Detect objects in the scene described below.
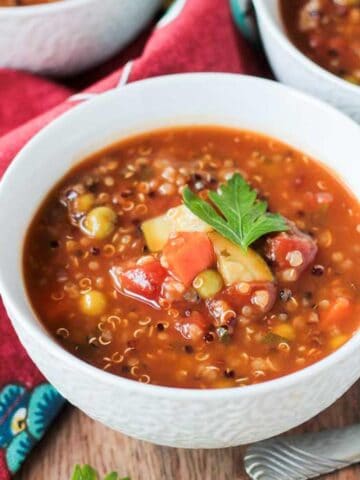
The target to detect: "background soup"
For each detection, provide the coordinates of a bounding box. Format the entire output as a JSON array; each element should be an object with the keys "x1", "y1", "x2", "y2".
[{"x1": 280, "y1": 0, "x2": 360, "y2": 85}]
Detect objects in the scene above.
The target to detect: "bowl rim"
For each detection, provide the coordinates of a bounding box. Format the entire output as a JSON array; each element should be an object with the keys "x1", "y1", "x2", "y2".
[
  {"x1": 1, "y1": 72, "x2": 360, "y2": 400},
  {"x1": 0, "y1": 0, "x2": 105, "y2": 16},
  {"x1": 252, "y1": 0, "x2": 360, "y2": 97}
]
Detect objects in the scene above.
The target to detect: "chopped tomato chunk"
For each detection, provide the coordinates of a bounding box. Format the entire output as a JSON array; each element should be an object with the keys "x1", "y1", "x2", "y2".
[
  {"x1": 265, "y1": 225, "x2": 317, "y2": 281},
  {"x1": 321, "y1": 297, "x2": 352, "y2": 329},
  {"x1": 175, "y1": 311, "x2": 209, "y2": 341},
  {"x1": 221, "y1": 282, "x2": 277, "y2": 315},
  {"x1": 163, "y1": 232, "x2": 215, "y2": 286},
  {"x1": 117, "y1": 261, "x2": 167, "y2": 301}
]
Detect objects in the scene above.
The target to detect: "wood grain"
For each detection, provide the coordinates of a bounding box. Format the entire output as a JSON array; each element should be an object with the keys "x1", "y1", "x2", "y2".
[{"x1": 16, "y1": 381, "x2": 360, "y2": 480}]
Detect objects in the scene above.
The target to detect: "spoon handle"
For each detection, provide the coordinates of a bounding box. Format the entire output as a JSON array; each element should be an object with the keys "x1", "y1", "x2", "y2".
[{"x1": 244, "y1": 424, "x2": 360, "y2": 480}]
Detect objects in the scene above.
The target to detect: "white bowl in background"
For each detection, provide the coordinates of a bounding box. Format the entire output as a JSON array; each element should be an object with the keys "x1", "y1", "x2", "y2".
[
  {"x1": 252, "y1": 0, "x2": 360, "y2": 123},
  {"x1": 0, "y1": 74, "x2": 360, "y2": 448},
  {"x1": 0, "y1": 0, "x2": 161, "y2": 76}
]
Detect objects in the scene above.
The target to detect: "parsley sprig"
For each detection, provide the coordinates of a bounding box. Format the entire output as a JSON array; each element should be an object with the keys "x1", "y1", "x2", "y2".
[
  {"x1": 183, "y1": 173, "x2": 288, "y2": 251},
  {"x1": 71, "y1": 465, "x2": 130, "y2": 480}
]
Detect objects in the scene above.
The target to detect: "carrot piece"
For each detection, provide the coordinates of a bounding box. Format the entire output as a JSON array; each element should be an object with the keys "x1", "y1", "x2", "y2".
[
  {"x1": 163, "y1": 232, "x2": 215, "y2": 286},
  {"x1": 321, "y1": 297, "x2": 352, "y2": 328}
]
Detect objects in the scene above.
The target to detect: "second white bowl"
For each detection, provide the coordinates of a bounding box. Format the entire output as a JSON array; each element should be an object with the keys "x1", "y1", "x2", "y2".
[
  {"x1": 253, "y1": 0, "x2": 360, "y2": 123},
  {"x1": 0, "y1": 0, "x2": 161, "y2": 76}
]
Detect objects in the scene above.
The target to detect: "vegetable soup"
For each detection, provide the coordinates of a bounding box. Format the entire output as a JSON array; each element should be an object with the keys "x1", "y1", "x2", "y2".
[
  {"x1": 280, "y1": 0, "x2": 360, "y2": 85},
  {"x1": 23, "y1": 127, "x2": 360, "y2": 389}
]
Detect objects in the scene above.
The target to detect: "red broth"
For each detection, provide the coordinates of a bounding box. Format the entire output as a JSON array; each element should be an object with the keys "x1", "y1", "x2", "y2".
[
  {"x1": 23, "y1": 127, "x2": 360, "y2": 389},
  {"x1": 280, "y1": 0, "x2": 360, "y2": 85}
]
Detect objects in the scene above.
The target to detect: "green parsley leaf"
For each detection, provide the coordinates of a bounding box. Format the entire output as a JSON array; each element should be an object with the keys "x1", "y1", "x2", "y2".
[
  {"x1": 104, "y1": 474, "x2": 119, "y2": 480},
  {"x1": 71, "y1": 465, "x2": 130, "y2": 480},
  {"x1": 71, "y1": 465, "x2": 98, "y2": 480},
  {"x1": 183, "y1": 173, "x2": 288, "y2": 251},
  {"x1": 71, "y1": 465, "x2": 82, "y2": 480}
]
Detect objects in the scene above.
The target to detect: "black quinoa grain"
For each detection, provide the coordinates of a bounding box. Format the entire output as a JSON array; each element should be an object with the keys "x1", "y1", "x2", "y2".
[
  {"x1": 49, "y1": 240, "x2": 59, "y2": 249},
  {"x1": 328, "y1": 48, "x2": 338, "y2": 57},
  {"x1": 279, "y1": 288, "x2": 292, "y2": 302},
  {"x1": 224, "y1": 369, "x2": 235, "y2": 378},
  {"x1": 204, "y1": 332, "x2": 214, "y2": 343},
  {"x1": 121, "y1": 189, "x2": 133, "y2": 198},
  {"x1": 88, "y1": 182, "x2": 99, "y2": 193},
  {"x1": 184, "y1": 345, "x2": 194, "y2": 354},
  {"x1": 192, "y1": 173, "x2": 203, "y2": 182},
  {"x1": 90, "y1": 247, "x2": 100, "y2": 256},
  {"x1": 312, "y1": 265, "x2": 325, "y2": 276},
  {"x1": 156, "y1": 323, "x2": 165, "y2": 332},
  {"x1": 209, "y1": 176, "x2": 217, "y2": 185}
]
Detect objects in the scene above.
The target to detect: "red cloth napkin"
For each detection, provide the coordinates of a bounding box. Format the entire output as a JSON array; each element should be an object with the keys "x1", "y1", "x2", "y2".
[
  {"x1": 0, "y1": 70, "x2": 72, "y2": 137},
  {"x1": 0, "y1": 0, "x2": 266, "y2": 477}
]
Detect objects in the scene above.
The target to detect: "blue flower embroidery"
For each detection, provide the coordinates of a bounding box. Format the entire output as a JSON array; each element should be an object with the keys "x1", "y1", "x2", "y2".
[{"x1": 0, "y1": 383, "x2": 64, "y2": 474}]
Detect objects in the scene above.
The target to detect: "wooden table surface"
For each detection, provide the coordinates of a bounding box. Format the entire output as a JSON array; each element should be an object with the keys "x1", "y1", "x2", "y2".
[{"x1": 16, "y1": 381, "x2": 360, "y2": 480}]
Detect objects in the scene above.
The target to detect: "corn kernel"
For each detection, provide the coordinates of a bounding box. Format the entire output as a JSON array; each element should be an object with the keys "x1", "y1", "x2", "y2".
[
  {"x1": 73, "y1": 193, "x2": 95, "y2": 213},
  {"x1": 79, "y1": 290, "x2": 107, "y2": 316},
  {"x1": 272, "y1": 323, "x2": 296, "y2": 341},
  {"x1": 329, "y1": 334, "x2": 348, "y2": 351}
]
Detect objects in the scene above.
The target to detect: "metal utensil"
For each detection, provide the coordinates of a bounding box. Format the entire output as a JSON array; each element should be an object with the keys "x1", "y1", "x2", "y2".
[{"x1": 244, "y1": 424, "x2": 360, "y2": 479}]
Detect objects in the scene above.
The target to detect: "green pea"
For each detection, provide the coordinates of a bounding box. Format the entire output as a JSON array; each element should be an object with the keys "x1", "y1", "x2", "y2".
[
  {"x1": 83, "y1": 206, "x2": 117, "y2": 239},
  {"x1": 193, "y1": 269, "x2": 224, "y2": 299}
]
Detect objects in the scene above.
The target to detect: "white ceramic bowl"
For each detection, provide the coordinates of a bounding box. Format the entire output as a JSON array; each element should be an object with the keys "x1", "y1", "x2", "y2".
[
  {"x1": 0, "y1": 74, "x2": 360, "y2": 449},
  {"x1": 0, "y1": 0, "x2": 160, "y2": 76},
  {"x1": 252, "y1": 0, "x2": 360, "y2": 123}
]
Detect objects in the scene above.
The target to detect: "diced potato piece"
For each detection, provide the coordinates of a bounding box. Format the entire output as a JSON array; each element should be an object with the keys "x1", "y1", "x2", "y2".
[
  {"x1": 168, "y1": 205, "x2": 212, "y2": 233},
  {"x1": 141, "y1": 205, "x2": 212, "y2": 252},
  {"x1": 209, "y1": 232, "x2": 273, "y2": 286},
  {"x1": 141, "y1": 215, "x2": 173, "y2": 252}
]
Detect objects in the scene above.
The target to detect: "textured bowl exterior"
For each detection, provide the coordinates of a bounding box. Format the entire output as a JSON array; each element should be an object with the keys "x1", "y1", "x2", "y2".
[
  {"x1": 0, "y1": 74, "x2": 360, "y2": 448},
  {"x1": 253, "y1": 0, "x2": 360, "y2": 123},
  {"x1": 8, "y1": 302, "x2": 360, "y2": 448},
  {"x1": 0, "y1": 0, "x2": 160, "y2": 76}
]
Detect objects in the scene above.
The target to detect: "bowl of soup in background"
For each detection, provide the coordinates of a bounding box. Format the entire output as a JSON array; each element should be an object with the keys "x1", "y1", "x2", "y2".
[
  {"x1": 252, "y1": 0, "x2": 360, "y2": 123},
  {"x1": 0, "y1": 0, "x2": 161, "y2": 76},
  {"x1": 0, "y1": 74, "x2": 360, "y2": 448}
]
